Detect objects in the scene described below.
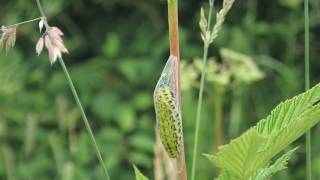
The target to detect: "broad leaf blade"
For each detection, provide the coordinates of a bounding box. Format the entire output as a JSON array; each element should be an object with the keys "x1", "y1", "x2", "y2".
[
  {"x1": 256, "y1": 83, "x2": 320, "y2": 135},
  {"x1": 250, "y1": 147, "x2": 298, "y2": 180},
  {"x1": 212, "y1": 83, "x2": 320, "y2": 179},
  {"x1": 260, "y1": 105, "x2": 320, "y2": 161},
  {"x1": 213, "y1": 128, "x2": 268, "y2": 179},
  {"x1": 133, "y1": 165, "x2": 149, "y2": 180}
]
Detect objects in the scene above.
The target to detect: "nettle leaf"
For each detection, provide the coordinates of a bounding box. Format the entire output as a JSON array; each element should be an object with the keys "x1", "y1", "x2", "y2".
[
  {"x1": 210, "y1": 83, "x2": 320, "y2": 179},
  {"x1": 133, "y1": 165, "x2": 149, "y2": 180},
  {"x1": 255, "y1": 83, "x2": 320, "y2": 160},
  {"x1": 249, "y1": 147, "x2": 298, "y2": 180},
  {"x1": 213, "y1": 129, "x2": 269, "y2": 179},
  {"x1": 203, "y1": 153, "x2": 215, "y2": 164},
  {"x1": 216, "y1": 170, "x2": 238, "y2": 180}
]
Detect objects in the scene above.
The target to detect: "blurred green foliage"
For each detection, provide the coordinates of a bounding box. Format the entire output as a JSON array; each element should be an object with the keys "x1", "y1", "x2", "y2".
[{"x1": 0, "y1": 0, "x2": 320, "y2": 179}]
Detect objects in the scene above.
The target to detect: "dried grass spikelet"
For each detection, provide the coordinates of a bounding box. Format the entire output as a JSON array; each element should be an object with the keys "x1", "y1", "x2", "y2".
[
  {"x1": 200, "y1": 0, "x2": 236, "y2": 45},
  {"x1": 154, "y1": 55, "x2": 183, "y2": 158},
  {"x1": 210, "y1": 0, "x2": 235, "y2": 42},
  {"x1": 0, "y1": 26, "x2": 17, "y2": 54},
  {"x1": 36, "y1": 18, "x2": 68, "y2": 64}
]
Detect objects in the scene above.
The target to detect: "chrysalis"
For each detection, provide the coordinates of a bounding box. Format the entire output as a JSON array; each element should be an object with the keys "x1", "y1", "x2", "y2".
[{"x1": 154, "y1": 55, "x2": 182, "y2": 158}]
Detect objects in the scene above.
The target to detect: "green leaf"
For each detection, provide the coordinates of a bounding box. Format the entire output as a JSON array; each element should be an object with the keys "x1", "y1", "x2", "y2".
[
  {"x1": 216, "y1": 170, "x2": 238, "y2": 180},
  {"x1": 279, "y1": 0, "x2": 303, "y2": 9},
  {"x1": 91, "y1": 93, "x2": 120, "y2": 120},
  {"x1": 249, "y1": 147, "x2": 298, "y2": 180},
  {"x1": 255, "y1": 83, "x2": 320, "y2": 160},
  {"x1": 102, "y1": 32, "x2": 120, "y2": 58},
  {"x1": 212, "y1": 129, "x2": 268, "y2": 180},
  {"x1": 133, "y1": 165, "x2": 149, "y2": 180},
  {"x1": 211, "y1": 83, "x2": 320, "y2": 179},
  {"x1": 129, "y1": 152, "x2": 152, "y2": 168},
  {"x1": 203, "y1": 153, "x2": 215, "y2": 164},
  {"x1": 128, "y1": 133, "x2": 154, "y2": 152},
  {"x1": 115, "y1": 104, "x2": 136, "y2": 132}
]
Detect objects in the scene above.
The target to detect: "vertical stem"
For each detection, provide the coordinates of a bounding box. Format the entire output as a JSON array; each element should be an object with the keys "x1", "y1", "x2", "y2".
[
  {"x1": 154, "y1": 129, "x2": 164, "y2": 180},
  {"x1": 167, "y1": 1, "x2": 187, "y2": 180},
  {"x1": 168, "y1": 0, "x2": 180, "y2": 60},
  {"x1": 191, "y1": 2, "x2": 214, "y2": 180},
  {"x1": 2, "y1": 145, "x2": 15, "y2": 180},
  {"x1": 58, "y1": 57, "x2": 110, "y2": 180},
  {"x1": 36, "y1": 0, "x2": 49, "y2": 29},
  {"x1": 213, "y1": 91, "x2": 223, "y2": 152},
  {"x1": 191, "y1": 43, "x2": 209, "y2": 180},
  {"x1": 229, "y1": 87, "x2": 243, "y2": 138},
  {"x1": 304, "y1": 1, "x2": 310, "y2": 92},
  {"x1": 304, "y1": 0, "x2": 312, "y2": 179}
]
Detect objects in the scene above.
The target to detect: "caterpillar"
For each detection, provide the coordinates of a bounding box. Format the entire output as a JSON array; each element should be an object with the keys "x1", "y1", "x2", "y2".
[{"x1": 154, "y1": 55, "x2": 182, "y2": 158}]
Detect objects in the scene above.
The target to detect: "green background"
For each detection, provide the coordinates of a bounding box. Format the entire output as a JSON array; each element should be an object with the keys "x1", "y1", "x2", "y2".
[{"x1": 0, "y1": 0, "x2": 319, "y2": 179}]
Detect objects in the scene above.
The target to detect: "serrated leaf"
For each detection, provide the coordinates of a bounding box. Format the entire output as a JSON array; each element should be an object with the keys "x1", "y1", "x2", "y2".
[
  {"x1": 249, "y1": 147, "x2": 298, "y2": 180},
  {"x1": 212, "y1": 83, "x2": 320, "y2": 179},
  {"x1": 133, "y1": 165, "x2": 149, "y2": 180},
  {"x1": 203, "y1": 153, "x2": 215, "y2": 164},
  {"x1": 212, "y1": 128, "x2": 268, "y2": 179},
  {"x1": 255, "y1": 84, "x2": 320, "y2": 161},
  {"x1": 216, "y1": 170, "x2": 238, "y2": 180}
]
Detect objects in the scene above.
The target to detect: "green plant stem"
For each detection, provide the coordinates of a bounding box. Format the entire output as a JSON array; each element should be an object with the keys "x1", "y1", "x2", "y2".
[
  {"x1": 36, "y1": 0, "x2": 49, "y2": 29},
  {"x1": 4, "y1": 17, "x2": 43, "y2": 28},
  {"x1": 168, "y1": 0, "x2": 180, "y2": 60},
  {"x1": 191, "y1": 2, "x2": 214, "y2": 179},
  {"x1": 35, "y1": 1, "x2": 110, "y2": 179},
  {"x1": 191, "y1": 44, "x2": 209, "y2": 180},
  {"x1": 207, "y1": 0, "x2": 214, "y2": 28},
  {"x1": 304, "y1": 0, "x2": 311, "y2": 179},
  {"x1": 213, "y1": 90, "x2": 223, "y2": 152},
  {"x1": 2, "y1": 145, "x2": 15, "y2": 180},
  {"x1": 167, "y1": 1, "x2": 187, "y2": 180},
  {"x1": 58, "y1": 57, "x2": 110, "y2": 180},
  {"x1": 229, "y1": 86, "x2": 243, "y2": 138}
]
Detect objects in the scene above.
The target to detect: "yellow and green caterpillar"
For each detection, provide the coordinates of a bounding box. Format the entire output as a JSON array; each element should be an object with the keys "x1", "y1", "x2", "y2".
[{"x1": 154, "y1": 56, "x2": 182, "y2": 158}]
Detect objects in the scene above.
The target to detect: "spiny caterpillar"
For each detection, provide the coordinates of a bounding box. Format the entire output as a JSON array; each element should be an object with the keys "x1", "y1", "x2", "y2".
[{"x1": 154, "y1": 55, "x2": 183, "y2": 158}]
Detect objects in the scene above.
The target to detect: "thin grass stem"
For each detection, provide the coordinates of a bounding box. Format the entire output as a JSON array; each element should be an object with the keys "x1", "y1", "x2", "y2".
[
  {"x1": 35, "y1": 0, "x2": 110, "y2": 179},
  {"x1": 191, "y1": 2, "x2": 214, "y2": 179},
  {"x1": 58, "y1": 57, "x2": 110, "y2": 180},
  {"x1": 304, "y1": 0, "x2": 312, "y2": 179},
  {"x1": 213, "y1": 90, "x2": 223, "y2": 152},
  {"x1": 3, "y1": 17, "x2": 43, "y2": 28},
  {"x1": 191, "y1": 43, "x2": 209, "y2": 180}
]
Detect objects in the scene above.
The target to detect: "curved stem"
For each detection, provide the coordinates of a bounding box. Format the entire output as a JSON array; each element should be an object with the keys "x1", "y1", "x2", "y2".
[
  {"x1": 304, "y1": 0, "x2": 312, "y2": 179},
  {"x1": 58, "y1": 57, "x2": 110, "y2": 180},
  {"x1": 35, "y1": 0, "x2": 110, "y2": 179},
  {"x1": 4, "y1": 17, "x2": 43, "y2": 28}
]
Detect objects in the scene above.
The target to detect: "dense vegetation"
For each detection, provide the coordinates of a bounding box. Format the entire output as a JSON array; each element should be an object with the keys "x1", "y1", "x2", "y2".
[{"x1": 0, "y1": 0, "x2": 319, "y2": 179}]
